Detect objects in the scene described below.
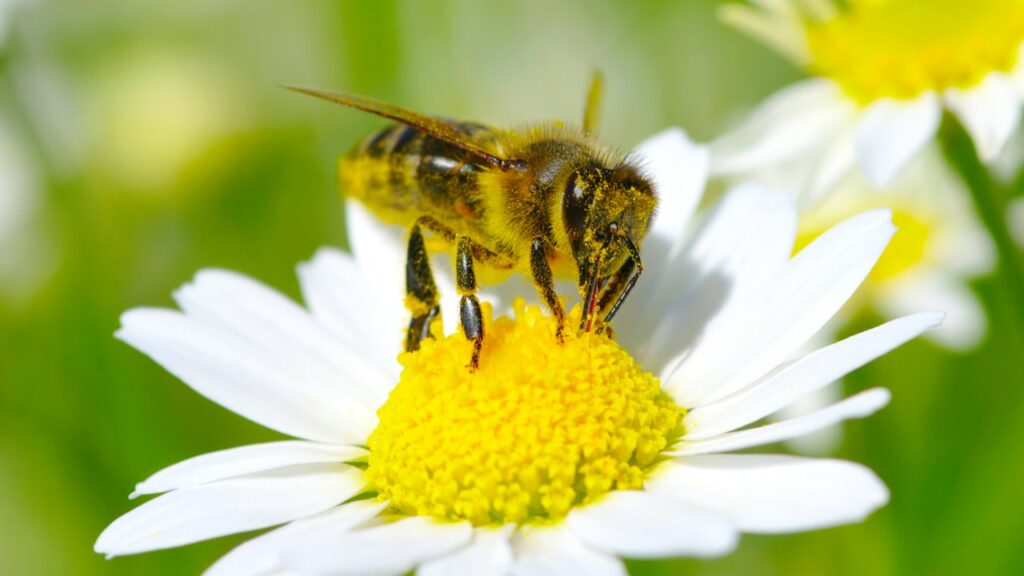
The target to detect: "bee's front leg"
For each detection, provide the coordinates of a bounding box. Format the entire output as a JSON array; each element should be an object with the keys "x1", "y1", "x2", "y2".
[
  {"x1": 530, "y1": 237, "x2": 566, "y2": 343},
  {"x1": 593, "y1": 256, "x2": 638, "y2": 335},
  {"x1": 456, "y1": 236, "x2": 484, "y2": 370},
  {"x1": 404, "y1": 223, "x2": 441, "y2": 353}
]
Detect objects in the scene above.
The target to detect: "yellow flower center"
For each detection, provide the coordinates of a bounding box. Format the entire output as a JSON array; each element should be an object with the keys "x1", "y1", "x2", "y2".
[
  {"x1": 805, "y1": 0, "x2": 1024, "y2": 102},
  {"x1": 365, "y1": 301, "x2": 683, "y2": 526}
]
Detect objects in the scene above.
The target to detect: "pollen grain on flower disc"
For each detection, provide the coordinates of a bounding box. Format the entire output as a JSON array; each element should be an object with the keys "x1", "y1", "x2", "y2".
[
  {"x1": 365, "y1": 301, "x2": 683, "y2": 526},
  {"x1": 805, "y1": 0, "x2": 1024, "y2": 102}
]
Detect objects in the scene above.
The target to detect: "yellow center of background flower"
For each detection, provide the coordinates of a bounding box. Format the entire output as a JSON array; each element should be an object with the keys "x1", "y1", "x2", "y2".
[
  {"x1": 805, "y1": 0, "x2": 1024, "y2": 102},
  {"x1": 797, "y1": 209, "x2": 933, "y2": 283},
  {"x1": 365, "y1": 302, "x2": 683, "y2": 526}
]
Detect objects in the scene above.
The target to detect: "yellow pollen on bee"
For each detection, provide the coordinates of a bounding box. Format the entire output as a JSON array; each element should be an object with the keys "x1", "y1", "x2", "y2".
[
  {"x1": 805, "y1": 0, "x2": 1024, "y2": 102},
  {"x1": 364, "y1": 301, "x2": 683, "y2": 526}
]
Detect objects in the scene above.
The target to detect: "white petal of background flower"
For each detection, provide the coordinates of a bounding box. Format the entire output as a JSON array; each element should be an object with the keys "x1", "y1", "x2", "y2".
[
  {"x1": 567, "y1": 491, "x2": 737, "y2": 559},
  {"x1": 945, "y1": 73, "x2": 1023, "y2": 163},
  {"x1": 419, "y1": 526, "x2": 515, "y2": 576},
  {"x1": 298, "y1": 248, "x2": 402, "y2": 380},
  {"x1": 683, "y1": 312, "x2": 943, "y2": 439},
  {"x1": 204, "y1": 500, "x2": 386, "y2": 576},
  {"x1": 665, "y1": 209, "x2": 895, "y2": 406},
  {"x1": 877, "y1": 274, "x2": 986, "y2": 351},
  {"x1": 671, "y1": 388, "x2": 890, "y2": 456},
  {"x1": 96, "y1": 464, "x2": 363, "y2": 557},
  {"x1": 804, "y1": 123, "x2": 858, "y2": 205},
  {"x1": 282, "y1": 516, "x2": 473, "y2": 576},
  {"x1": 647, "y1": 455, "x2": 889, "y2": 533},
  {"x1": 1011, "y1": 42, "x2": 1024, "y2": 95},
  {"x1": 117, "y1": 308, "x2": 377, "y2": 445},
  {"x1": 131, "y1": 441, "x2": 365, "y2": 498},
  {"x1": 717, "y1": 0, "x2": 809, "y2": 64},
  {"x1": 856, "y1": 92, "x2": 942, "y2": 187},
  {"x1": 510, "y1": 526, "x2": 625, "y2": 576},
  {"x1": 711, "y1": 79, "x2": 854, "y2": 176}
]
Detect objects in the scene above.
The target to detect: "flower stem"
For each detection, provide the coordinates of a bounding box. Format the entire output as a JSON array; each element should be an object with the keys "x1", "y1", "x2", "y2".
[{"x1": 939, "y1": 114, "x2": 1024, "y2": 346}]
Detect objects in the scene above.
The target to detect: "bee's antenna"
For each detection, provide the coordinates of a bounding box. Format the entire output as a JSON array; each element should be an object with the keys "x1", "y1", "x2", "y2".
[{"x1": 583, "y1": 70, "x2": 604, "y2": 136}]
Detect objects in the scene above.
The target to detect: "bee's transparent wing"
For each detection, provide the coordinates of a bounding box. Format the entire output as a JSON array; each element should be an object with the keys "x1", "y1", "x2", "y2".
[{"x1": 287, "y1": 85, "x2": 518, "y2": 170}]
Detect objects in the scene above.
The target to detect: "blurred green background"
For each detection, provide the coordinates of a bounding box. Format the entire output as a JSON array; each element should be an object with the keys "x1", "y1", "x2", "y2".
[{"x1": 1, "y1": 1, "x2": 1023, "y2": 574}]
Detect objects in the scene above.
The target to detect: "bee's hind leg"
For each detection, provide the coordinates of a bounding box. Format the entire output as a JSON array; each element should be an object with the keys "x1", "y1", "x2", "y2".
[
  {"x1": 456, "y1": 236, "x2": 484, "y2": 370},
  {"x1": 404, "y1": 223, "x2": 441, "y2": 353}
]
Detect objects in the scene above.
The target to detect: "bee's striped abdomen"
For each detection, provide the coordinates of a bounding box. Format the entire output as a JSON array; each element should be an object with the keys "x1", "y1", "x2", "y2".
[{"x1": 340, "y1": 121, "x2": 499, "y2": 239}]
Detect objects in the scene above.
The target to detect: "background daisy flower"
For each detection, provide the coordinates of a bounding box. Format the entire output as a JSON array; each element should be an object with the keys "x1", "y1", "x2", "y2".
[
  {"x1": 795, "y1": 148, "x2": 994, "y2": 351},
  {"x1": 96, "y1": 130, "x2": 941, "y2": 574},
  {"x1": 712, "y1": 0, "x2": 1024, "y2": 201}
]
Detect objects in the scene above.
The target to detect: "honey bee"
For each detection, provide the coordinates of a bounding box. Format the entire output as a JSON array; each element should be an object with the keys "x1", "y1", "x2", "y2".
[{"x1": 290, "y1": 74, "x2": 657, "y2": 369}]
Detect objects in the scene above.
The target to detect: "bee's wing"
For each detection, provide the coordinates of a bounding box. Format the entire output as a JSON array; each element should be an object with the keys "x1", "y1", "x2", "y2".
[{"x1": 287, "y1": 85, "x2": 517, "y2": 170}]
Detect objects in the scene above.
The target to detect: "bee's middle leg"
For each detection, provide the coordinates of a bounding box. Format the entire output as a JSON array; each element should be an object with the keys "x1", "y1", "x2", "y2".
[
  {"x1": 530, "y1": 237, "x2": 566, "y2": 342},
  {"x1": 456, "y1": 236, "x2": 484, "y2": 370},
  {"x1": 405, "y1": 223, "x2": 441, "y2": 353}
]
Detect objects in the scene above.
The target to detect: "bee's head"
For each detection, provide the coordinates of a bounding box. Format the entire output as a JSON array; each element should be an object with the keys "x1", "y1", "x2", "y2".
[{"x1": 561, "y1": 162, "x2": 656, "y2": 326}]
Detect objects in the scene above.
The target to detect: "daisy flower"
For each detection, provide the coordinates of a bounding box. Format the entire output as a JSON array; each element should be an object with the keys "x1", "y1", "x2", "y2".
[
  {"x1": 795, "y1": 147, "x2": 993, "y2": 350},
  {"x1": 96, "y1": 129, "x2": 942, "y2": 575},
  {"x1": 712, "y1": 0, "x2": 1024, "y2": 202}
]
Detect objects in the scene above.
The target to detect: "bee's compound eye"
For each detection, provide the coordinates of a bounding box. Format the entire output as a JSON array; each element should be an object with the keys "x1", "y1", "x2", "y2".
[{"x1": 563, "y1": 171, "x2": 590, "y2": 245}]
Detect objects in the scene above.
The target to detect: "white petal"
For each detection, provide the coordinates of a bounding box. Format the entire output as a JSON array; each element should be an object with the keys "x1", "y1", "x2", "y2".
[
  {"x1": 510, "y1": 525, "x2": 626, "y2": 576},
  {"x1": 946, "y1": 73, "x2": 1023, "y2": 162},
  {"x1": 647, "y1": 455, "x2": 889, "y2": 533},
  {"x1": 297, "y1": 247, "x2": 401, "y2": 380},
  {"x1": 666, "y1": 209, "x2": 895, "y2": 406},
  {"x1": 717, "y1": 2, "x2": 809, "y2": 64},
  {"x1": 670, "y1": 388, "x2": 891, "y2": 456},
  {"x1": 804, "y1": 123, "x2": 857, "y2": 205},
  {"x1": 95, "y1": 464, "x2": 362, "y2": 557},
  {"x1": 430, "y1": 251, "x2": 464, "y2": 337},
  {"x1": 780, "y1": 382, "x2": 844, "y2": 455},
  {"x1": 174, "y1": 269, "x2": 390, "y2": 408},
  {"x1": 684, "y1": 312, "x2": 943, "y2": 439},
  {"x1": 567, "y1": 491, "x2": 737, "y2": 559},
  {"x1": 1011, "y1": 41, "x2": 1024, "y2": 95},
  {"x1": 132, "y1": 442, "x2": 366, "y2": 498},
  {"x1": 877, "y1": 275, "x2": 986, "y2": 351},
  {"x1": 282, "y1": 516, "x2": 473, "y2": 575},
  {"x1": 346, "y1": 200, "x2": 409, "y2": 348},
  {"x1": 204, "y1": 501, "x2": 385, "y2": 576},
  {"x1": 711, "y1": 79, "x2": 853, "y2": 175},
  {"x1": 856, "y1": 92, "x2": 941, "y2": 187},
  {"x1": 117, "y1": 308, "x2": 376, "y2": 444},
  {"x1": 629, "y1": 184, "x2": 796, "y2": 369},
  {"x1": 627, "y1": 127, "x2": 708, "y2": 250},
  {"x1": 347, "y1": 199, "x2": 467, "y2": 337},
  {"x1": 419, "y1": 526, "x2": 514, "y2": 576}
]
